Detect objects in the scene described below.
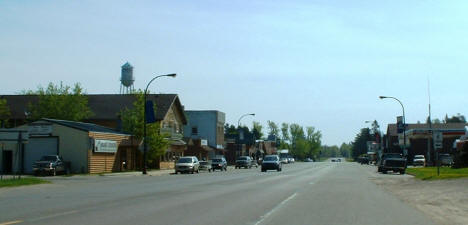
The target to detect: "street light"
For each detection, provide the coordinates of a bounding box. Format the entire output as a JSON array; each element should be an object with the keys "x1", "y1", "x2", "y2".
[
  {"x1": 143, "y1": 73, "x2": 177, "y2": 175},
  {"x1": 238, "y1": 113, "x2": 255, "y2": 127},
  {"x1": 379, "y1": 96, "x2": 407, "y2": 155},
  {"x1": 237, "y1": 113, "x2": 255, "y2": 157}
]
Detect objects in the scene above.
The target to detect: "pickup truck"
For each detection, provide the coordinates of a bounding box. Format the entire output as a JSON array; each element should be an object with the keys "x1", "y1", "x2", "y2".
[
  {"x1": 378, "y1": 153, "x2": 407, "y2": 174},
  {"x1": 32, "y1": 155, "x2": 69, "y2": 176}
]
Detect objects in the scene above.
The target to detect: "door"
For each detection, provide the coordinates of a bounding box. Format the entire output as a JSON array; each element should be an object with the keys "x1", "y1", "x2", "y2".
[
  {"x1": 2, "y1": 151, "x2": 13, "y2": 174},
  {"x1": 24, "y1": 137, "x2": 58, "y2": 174}
]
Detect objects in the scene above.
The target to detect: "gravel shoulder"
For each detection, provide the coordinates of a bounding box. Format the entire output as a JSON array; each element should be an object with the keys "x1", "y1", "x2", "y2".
[{"x1": 364, "y1": 165, "x2": 468, "y2": 225}]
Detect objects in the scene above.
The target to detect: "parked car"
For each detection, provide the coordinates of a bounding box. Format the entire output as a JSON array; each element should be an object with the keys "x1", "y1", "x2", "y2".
[
  {"x1": 199, "y1": 161, "x2": 212, "y2": 172},
  {"x1": 32, "y1": 155, "x2": 69, "y2": 176},
  {"x1": 413, "y1": 155, "x2": 426, "y2": 166},
  {"x1": 439, "y1": 154, "x2": 454, "y2": 166},
  {"x1": 235, "y1": 156, "x2": 253, "y2": 169},
  {"x1": 378, "y1": 153, "x2": 407, "y2": 174},
  {"x1": 211, "y1": 157, "x2": 227, "y2": 171},
  {"x1": 261, "y1": 155, "x2": 282, "y2": 172},
  {"x1": 175, "y1": 156, "x2": 200, "y2": 174},
  {"x1": 305, "y1": 158, "x2": 314, "y2": 162},
  {"x1": 288, "y1": 157, "x2": 295, "y2": 163}
]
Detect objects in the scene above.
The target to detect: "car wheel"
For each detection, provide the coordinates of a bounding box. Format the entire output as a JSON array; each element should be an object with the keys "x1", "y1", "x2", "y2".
[
  {"x1": 175, "y1": 171, "x2": 178, "y2": 174},
  {"x1": 224, "y1": 167, "x2": 227, "y2": 171},
  {"x1": 400, "y1": 170, "x2": 406, "y2": 174},
  {"x1": 52, "y1": 169, "x2": 56, "y2": 176},
  {"x1": 382, "y1": 170, "x2": 387, "y2": 174},
  {"x1": 262, "y1": 169, "x2": 266, "y2": 172}
]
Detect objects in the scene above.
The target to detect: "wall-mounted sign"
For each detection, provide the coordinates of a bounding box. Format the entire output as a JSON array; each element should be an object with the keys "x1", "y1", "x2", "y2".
[
  {"x1": 201, "y1": 139, "x2": 208, "y2": 146},
  {"x1": 94, "y1": 140, "x2": 118, "y2": 153},
  {"x1": 28, "y1": 123, "x2": 52, "y2": 135}
]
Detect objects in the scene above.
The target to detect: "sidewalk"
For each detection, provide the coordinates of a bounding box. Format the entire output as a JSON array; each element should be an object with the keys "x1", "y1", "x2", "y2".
[{"x1": 99, "y1": 169, "x2": 174, "y2": 177}]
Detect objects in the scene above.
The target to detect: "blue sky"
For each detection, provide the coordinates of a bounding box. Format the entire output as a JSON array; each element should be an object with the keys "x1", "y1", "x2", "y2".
[{"x1": 1, "y1": 1, "x2": 468, "y2": 145}]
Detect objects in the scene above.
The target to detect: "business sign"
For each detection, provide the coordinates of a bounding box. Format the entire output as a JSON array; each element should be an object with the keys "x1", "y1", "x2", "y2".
[
  {"x1": 94, "y1": 140, "x2": 118, "y2": 153},
  {"x1": 397, "y1": 116, "x2": 405, "y2": 133},
  {"x1": 28, "y1": 123, "x2": 52, "y2": 135},
  {"x1": 201, "y1": 139, "x2": 208, "y2": 146}
]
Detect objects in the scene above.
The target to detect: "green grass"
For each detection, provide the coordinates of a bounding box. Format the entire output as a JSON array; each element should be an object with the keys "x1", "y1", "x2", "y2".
[
  {"x1": 407, "y1": 167, "x2": 468, "y2": 180},
  {"x1": 0, "y1": 177, "x2": 50, "y2": 188}
]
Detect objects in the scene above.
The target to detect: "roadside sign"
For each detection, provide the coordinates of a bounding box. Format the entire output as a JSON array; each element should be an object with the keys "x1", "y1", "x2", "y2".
[{"x1": 433, "y1": 131, "x2": 443, "y2": 149}]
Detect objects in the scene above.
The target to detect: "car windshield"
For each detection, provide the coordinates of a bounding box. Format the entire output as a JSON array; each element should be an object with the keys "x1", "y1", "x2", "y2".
[
  {"x1": 177, "y1": 158, "x2": 193, "y2": 163},
  {"x1": 39, "y1": 156, "x2": 57, "y2": 161},
  {"x1": 200, "y1": 161, "x2": 208, "y2": 165},
  {"x1": 237, "y1": 157, "x2": 248, "y2": 160},
  {"x1": 264, "y1": 156, "x2": 277, "y2": 161},
  {"x1": 384, "y1": 154, "x2": 402, "y2": 158},
  {"x1": 212, "y1": 159, "x2": 222, "y2": 162},
  {"x1": 414, "y1": 156, "x2": 424, "y2": 159}
]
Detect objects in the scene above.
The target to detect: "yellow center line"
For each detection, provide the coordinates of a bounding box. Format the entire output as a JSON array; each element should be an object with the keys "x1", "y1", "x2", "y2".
[{"x1": 0, "y1": 220, "x2": 23, "y2": 225}]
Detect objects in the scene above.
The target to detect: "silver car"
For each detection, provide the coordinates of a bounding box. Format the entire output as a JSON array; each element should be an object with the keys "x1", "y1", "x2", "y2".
[{"x1": 175, "y1": 156, "x2": 200, "y2": 174}]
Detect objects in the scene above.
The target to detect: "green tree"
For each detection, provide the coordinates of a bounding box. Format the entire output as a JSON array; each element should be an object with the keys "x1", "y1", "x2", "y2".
[
  {"x1": 339, "y1": 142, "x2": 352, "y2": 158},
  {"x1": 444, "y1": 113, "x2": 466, "y2": 123},
  {"x1": 252, "y1": 121, "x2": 264, "y2": 140},
  {"x1": 267, "y1": 120, "x2": 279, "y2": 138},
  {"x1": 120, "y1": 91, "x2": 169, "y2": 165},
  {"x1": 0, "y1": 98, "x2": 11, "y2": 128},
  {"x1": 305, "y1": 126, "x2": 322, "y2": 158},
  {"x1": 281, "y1": 123, "x2": 290, "y2": 142},
  {"x1": 351, "y1": 128, "x2": 372, "y2": 159},
  {"x1": 25, "y1": 82, "x2": 93, "y2": 121}
]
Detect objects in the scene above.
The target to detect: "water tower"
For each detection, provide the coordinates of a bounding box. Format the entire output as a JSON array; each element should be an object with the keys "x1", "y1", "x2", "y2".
[{"x1": 120, "y1": 62, "x2": 134, "y2": 94}]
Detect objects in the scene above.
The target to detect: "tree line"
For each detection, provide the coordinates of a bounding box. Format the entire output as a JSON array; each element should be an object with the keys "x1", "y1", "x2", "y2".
[{"x1": 225, "y1": 120, "x2": 322, "y2": 160}]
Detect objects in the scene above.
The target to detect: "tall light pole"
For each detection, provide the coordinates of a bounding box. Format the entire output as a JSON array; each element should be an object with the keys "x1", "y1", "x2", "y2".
[
  {"x1": 379, "y1": 96, "x2": 407, "y2": 156},
  {"x1": 237, "y1": 113, "x2": 255, "y2": 157},
  {"x1": 143, "y1": 73, "x2": 176, "y2": 175}
]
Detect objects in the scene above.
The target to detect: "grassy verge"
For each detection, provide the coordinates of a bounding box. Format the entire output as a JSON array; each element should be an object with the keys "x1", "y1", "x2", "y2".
[
  {"x1": 407, "y1": 167, "x2": 468, "y2": 180},
  {"x1": 0, "y1": 177, "x2": 50, "y2": 188},
  {"x1": 345, "y1": 158, "x2": 354, "y2": 162}
]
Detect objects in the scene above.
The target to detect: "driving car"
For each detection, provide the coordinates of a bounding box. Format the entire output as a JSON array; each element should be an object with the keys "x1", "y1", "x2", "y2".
[
  {"x1": 199, "y1": 161, "x2": 212, "y2": 172},
  {"x1": 413, "y1": 155, "x2": 426, "y2": 166},
  {"x1": 175, "y1": 156, "x2": 200, "y2": 174},
  {"x1": 211, "y1": 157, "x2": 227, "y2": 171},
  {"x1": 288, "y1": 157, "x2": 295, "y2": 163},
  {"x1": 235, "y1": 156, "x2": 253, "y2": 169},
  {"x1": 261, "y1": 155, "x2": 282, "y2": 172},
  {"x1": 280, "y1": 157, "x2": 289, "y2": 164},
  {"x1": 32, "y1": 155, "x2": 68, "y2": 176}
]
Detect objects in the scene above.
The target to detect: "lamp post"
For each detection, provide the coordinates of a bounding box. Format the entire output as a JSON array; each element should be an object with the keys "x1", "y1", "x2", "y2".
[
  {"x1": 237, "y1": 113, "x2": 255, "y2": 157},
  {"x1": 379, "y1": 96, "x2": 407, "y2": 156},
  {"x1": 142, "y1": 73, "x2": 176, "y2": 175}
]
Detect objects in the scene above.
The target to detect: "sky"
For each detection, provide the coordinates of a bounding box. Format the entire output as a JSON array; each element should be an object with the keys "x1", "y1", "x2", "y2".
[{"x1": 1, "y1": 0, "x2": 468, "y2": 146}]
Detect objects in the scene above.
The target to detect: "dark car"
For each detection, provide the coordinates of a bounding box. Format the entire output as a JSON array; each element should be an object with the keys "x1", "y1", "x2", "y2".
[
  {"x1": 235, "y1": 156, "x2": 253, "y2": 169},
  {"x1": 439, "y1": 154, "x2": 453, "y2": 167},
  {"x1": 32, "y1": 155, "x2": 69, "y2": 176},
  {"x1": 378, "y1": 153, "x2": 407, "y2": 174},
  {"x1": 261, "y1": 155, "x2": 282, "y2": 172},
  {"x1": 211, "y1": 157, "x2": 227, "y2": 171}
]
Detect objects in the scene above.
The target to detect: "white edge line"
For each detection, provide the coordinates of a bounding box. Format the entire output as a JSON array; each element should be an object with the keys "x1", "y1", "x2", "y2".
[
  {"x1": 29, "y1": 210, "x2": 79, "y2": 222},
  {"x1": 254, "y1": 192, "x2": 297, "y2": 225}
]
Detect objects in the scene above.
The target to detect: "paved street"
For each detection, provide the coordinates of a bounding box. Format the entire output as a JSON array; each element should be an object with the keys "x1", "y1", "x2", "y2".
[{"x1": 0, "y1": 162, "x2": 438, "y2": 225}]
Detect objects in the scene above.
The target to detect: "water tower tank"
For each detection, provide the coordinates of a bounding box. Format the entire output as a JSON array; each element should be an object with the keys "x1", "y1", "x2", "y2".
[{"x1": 121, "y1": 62, "x2": 134, "y2": 87}]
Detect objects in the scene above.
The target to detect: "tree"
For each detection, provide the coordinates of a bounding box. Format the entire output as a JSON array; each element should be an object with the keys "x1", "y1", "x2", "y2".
[
  {"x1": 444, "y1": 113, "x2": 466, "y2": 123},
  {"x1": 305, "y1": 126, "x2": 322, "y2": 158},
  {"x1": 120, "y1": 91, "x2": 169, "y2": 165},
  {"x1": 252, "y1": 121, "x2": 264, "y2": 140},
  {"x1": 25, "y1": 82, "x2": 93, "y2": 121},
  {"x1": 0, "y1": 98, "x2": 11, "y2": 128},
  {"x1": 281, "y1": 123, "x2": 290, "y2": 142},
  {"x1": 339, "y1": 143, "x2": 352, "y2": 158},
  {"x1": 351, "y1": 128, "x2": 372, "y2": 159},
  {"x1": 267, "y1": 120, "x2": 279, "y2": 138}
]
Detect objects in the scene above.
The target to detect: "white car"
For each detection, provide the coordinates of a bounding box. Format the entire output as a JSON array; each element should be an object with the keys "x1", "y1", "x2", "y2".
[
  {"x1": 175, "y1": 156, "x2": 200, "y2": 174},
  {"x1": 413, "y1": 155, "x2": 425, "y2": 167}
]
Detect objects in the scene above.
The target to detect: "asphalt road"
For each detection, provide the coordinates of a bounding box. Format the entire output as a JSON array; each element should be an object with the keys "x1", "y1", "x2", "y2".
[{"x1": 0, "y1": 162, "x2": 438, "y2": 225}]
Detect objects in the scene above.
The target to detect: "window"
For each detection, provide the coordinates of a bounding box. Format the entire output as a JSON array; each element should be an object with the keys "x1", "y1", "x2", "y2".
[{"x1": 192, "y1": 126, "x2": 198, "y2": 135}]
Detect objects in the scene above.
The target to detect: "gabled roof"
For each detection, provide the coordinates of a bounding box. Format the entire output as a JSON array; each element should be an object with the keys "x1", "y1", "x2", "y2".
[
  {"x1": 1, "y1": 94, "x2": 187, "y2": 124},
  {"x1": 38, "y1": 118, "x2": 129, "y2": 135},
  {"x1": 387, "y1": 123, "x2": 468, "y2": 136}
]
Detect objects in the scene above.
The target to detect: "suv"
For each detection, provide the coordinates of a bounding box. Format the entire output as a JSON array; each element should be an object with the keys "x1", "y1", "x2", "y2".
[
  {"x1": 32, "y1": 155, "x2": 68, "y2": 176},
  {"x1": 235, "y1": 156, "x2": 253, "y2": 169},
  {"x1": 211, "y1": 157, "x2": 227, "y2": 171},
  {"x1": 175, "y1": 156, "x2": 200, "y2": 174},
  {"x1": 413, "y1": 155, "x2": 426, "y2": 166},
  {"x1": 261, "y1": 155, "x2": 282, "y2": 172},
  {"x1": 439, "y1": 154, "x2": 453, "y2": 167},
  {"x1": 378, "y1": 153, "x2": 407, "y2": 174}
]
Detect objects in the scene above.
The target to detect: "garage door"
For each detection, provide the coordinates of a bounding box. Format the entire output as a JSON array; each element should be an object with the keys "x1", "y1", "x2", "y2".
[{"x1": 24, "y1": 137, "x2": 58, "y2": 174}]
